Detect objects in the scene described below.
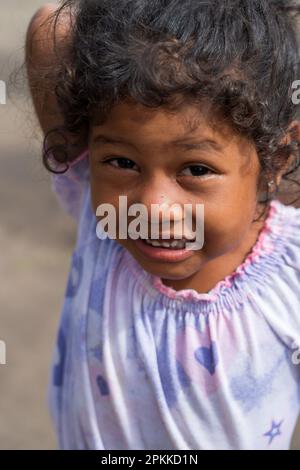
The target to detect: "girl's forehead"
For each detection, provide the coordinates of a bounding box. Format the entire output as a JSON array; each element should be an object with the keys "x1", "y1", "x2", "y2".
[{"x1": 90, "y1": 98, "x2": 234, "y2": 143}]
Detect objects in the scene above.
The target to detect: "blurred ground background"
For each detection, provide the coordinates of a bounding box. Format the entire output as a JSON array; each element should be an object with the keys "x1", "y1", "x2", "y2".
[
  {"x1": 0, "y1": 0, "x2": 299, "y2": 451},
  {"x1": 0, "y1": 0, "x2": 76, "y2": 449}
]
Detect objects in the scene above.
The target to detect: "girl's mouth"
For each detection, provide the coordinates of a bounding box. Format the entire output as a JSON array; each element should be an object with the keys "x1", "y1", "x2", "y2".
[{"x1": 133, "y1": 236, "x2": 196, "y2": 263}]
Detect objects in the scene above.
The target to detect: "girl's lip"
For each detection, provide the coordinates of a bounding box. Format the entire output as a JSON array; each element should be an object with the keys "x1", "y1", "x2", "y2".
[{"x1": 133, "y1": 237, "x2": 195, "y2": 263}]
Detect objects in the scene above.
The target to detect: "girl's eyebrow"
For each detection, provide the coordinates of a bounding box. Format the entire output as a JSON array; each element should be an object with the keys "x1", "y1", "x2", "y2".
[
  {"x1": 173, "y1": 139, "x2": 223, "y2": 153},
  {"x1": 92, "y1": 134, "x2": 138, "y2": 149},
  {"x1": 92, "y1": 134, "x2": 223, "y2": 154}
]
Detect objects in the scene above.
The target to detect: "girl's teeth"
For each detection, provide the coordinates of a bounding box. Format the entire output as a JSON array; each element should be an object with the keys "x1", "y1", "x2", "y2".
[
  {"x1": 162, "y1": 242, "x2": 171, "y2": 248},
  {"x1": 144, "y1": 239, "x2": 186, "y2": 249}
]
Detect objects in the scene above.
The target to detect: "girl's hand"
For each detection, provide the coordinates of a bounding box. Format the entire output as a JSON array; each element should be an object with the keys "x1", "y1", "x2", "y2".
[{"x1": 25, "y1": 3, "x2": 87, "y2": 161}]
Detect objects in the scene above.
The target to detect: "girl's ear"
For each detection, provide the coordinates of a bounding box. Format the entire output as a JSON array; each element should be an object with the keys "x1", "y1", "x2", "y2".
[{"x1": 275, "y1": 120, "x2": 300, "y2": 186}]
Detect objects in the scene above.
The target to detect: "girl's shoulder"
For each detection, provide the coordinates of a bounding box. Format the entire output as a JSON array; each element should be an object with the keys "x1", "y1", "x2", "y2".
[
  {"x1": 274, "y1": 199, "x2": 300, "y2": 269},
  {"x1": 253, "y1": 198, "x2": 300, "y2": 301},
  {"x1": 50, "y1": 149, "x2": 89, "y2": 222},
  {"x1": 254, "y1": 199, "x2": 300, "y2": 351}
]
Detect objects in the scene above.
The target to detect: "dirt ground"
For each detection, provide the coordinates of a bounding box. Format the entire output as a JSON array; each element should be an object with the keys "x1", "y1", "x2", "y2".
[
  {"x1": 0, "y1": 0, "x2": 76, "y2": 449},
  {"x1": 0, "y1": 0, "x2": 299, "y2": 451}
]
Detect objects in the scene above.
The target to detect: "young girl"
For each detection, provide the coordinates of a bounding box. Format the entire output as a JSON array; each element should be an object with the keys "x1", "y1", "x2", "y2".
[{"x1": 26, "y1": 0, "x2": 300, "y2": 450}]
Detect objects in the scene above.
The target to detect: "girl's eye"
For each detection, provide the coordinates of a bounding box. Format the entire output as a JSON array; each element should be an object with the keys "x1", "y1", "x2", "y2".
[
  {"x1": 102, "y1": 157, "x2": 138, "y2": 171},
  {"x1": 180, "y1": 165, "x2": 215, "y2": 177},
  {"x1": 101, "y1": 158, "x2": 215, "y2": 177}
]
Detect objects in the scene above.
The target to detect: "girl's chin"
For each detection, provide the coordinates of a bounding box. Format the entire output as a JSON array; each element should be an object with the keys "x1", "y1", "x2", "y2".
[{"x1": 125, "y1": 245, "x2": 198, "y2": 280}]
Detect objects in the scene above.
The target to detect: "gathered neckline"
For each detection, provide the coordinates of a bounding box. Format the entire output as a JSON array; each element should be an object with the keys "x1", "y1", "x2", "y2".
[{"x1": 122, "y1": 199, "x2": 293, "y2": 313}]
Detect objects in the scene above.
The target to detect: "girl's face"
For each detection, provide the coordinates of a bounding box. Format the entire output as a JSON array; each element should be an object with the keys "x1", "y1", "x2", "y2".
[{"x1": 89, "y1": 99, "x2": 266, "y2": 292}]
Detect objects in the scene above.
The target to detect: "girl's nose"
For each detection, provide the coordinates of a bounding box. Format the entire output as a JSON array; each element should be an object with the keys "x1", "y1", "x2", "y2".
[
  {"x1": 138, "y1": 174, "x2": 178, "y2": 210},
  {"x1": 136, "y1": 174, "x2": 184, "y2": 226}
]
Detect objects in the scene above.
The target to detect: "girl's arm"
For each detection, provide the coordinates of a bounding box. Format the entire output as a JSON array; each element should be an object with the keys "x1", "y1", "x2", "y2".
[{"x1": 25, "y1": 2, "x2": 87, "y2": 161}]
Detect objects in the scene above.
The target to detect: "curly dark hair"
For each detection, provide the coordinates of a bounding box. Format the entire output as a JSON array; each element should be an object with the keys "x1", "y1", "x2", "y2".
[{"x1": 37, "y1": 0, "x2": 300, "y2": 210}]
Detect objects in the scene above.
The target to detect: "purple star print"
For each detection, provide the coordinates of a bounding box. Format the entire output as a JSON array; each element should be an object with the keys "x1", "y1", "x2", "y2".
[{"x1": 263, "y1": 419, "x2": 283, "y2": 445}]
